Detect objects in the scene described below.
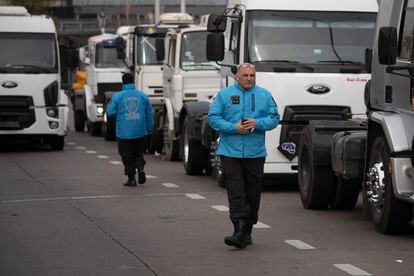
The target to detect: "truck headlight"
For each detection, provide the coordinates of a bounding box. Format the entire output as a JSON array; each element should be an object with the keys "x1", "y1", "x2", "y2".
[
  {"x1": 97, "y1": 106, "x2": 104, "y2": 115},
  {"x1": 49, "y1": 121, "x2": 59, "y2": 129},
  {"x1": 46, "y1": 108, "x2": 59, "y2": 118}
]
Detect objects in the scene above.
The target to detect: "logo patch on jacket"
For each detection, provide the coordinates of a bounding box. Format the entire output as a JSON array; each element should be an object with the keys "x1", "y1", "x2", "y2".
[
  {"x1": 231, "y1": 95, "x2": 240, "y2": 104},
  {"x1": 125, "y1": 97, "x2": 140, "y2": 120}
]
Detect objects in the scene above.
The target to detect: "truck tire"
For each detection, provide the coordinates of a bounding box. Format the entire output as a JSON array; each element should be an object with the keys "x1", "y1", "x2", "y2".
[
  {"x1": 330, "y1": 176, "x2": 360, "y2": 209},
  {"x1": 365, "y1": 135, "x2": 412, "y2": 234},
  {"x1": 102, "y1": 117, "x2": 116, "y2": 141},
  {"x1": 48, "y1": 136, "x2": 64, "y2": 151},
  {"x1": 90, "y1": 122, "x2": 102, "y2": 136},
  {"x1": 163, "y1": 114, "x2": 179, "y2": 161},
  {"x1": 298, "y1": 127, "x2": 334, "y2": 209},
  {"x1": 182, "y1": 117, "x2": 207, "y2": 175},
  {"x1": 74, "y1": 110, "x2": 85, "y2": 132}
]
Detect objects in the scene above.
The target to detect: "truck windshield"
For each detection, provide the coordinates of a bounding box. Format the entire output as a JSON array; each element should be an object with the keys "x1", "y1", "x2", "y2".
[
  {"x1": 180, "y1": 31, "x2": 219, "y2": 71},
  {"x1": 246, "y1": 11, "x2": 377, "y2": 73},
  {"x1": 0, "y1": 33, "x2": 57, "y2": 73},
  {"x1": 136, "y1": 36, "x2": 164, "y2": 65},
  {"x1": 95, "y1": 45, "x2": 124, "y2": 68}
]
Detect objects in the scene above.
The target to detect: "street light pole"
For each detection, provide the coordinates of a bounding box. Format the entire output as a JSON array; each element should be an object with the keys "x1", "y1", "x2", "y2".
[
  {"x1": 180, "y1": 0, "x2": 186, "y2": 13},
  {"x1": 155, "y1": 0, "x2": 160, "y2": 24},
  {"x1": 126, "y1": 0, "x2": 130, "y2": 25}
]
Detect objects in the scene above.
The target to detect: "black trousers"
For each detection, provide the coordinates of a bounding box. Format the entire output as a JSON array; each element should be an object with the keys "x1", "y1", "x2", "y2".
[
  {"x1": 221, "y1": 156, "x2": 265, "y2": 225},
  {"x1": 117, "y1": 137, "x2": 146, "y2": 176}
]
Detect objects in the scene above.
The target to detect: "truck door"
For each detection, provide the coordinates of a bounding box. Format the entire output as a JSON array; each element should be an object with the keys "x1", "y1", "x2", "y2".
[
  {"x1": 387, "y1": 0, "x2": 414, "y2": 111},
  {"x1": 163, "y1": 35, "x2": 176, "y2": 101}
]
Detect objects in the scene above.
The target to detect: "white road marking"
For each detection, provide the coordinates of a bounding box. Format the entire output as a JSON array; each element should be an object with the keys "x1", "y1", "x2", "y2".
[
  {"x1": 395, "y1": 260, "x2": 403, "y2": 263},
  {"x1": 285, "y1": 240, "x2": 315, "y2": 249},
  {"x1": 0, "y1": 195, "x2": 129, "y2": 203},
  {"x1": 254, "y1": 222, "x2": 271, "y2": 229},
  {"x1": 185, "y1": 193, "x2": 206, "y2": 199},
  {"x1": 110, "y1": 161, "x2": 122, "y2": 165},
  {"x1": 211, "y1": 205, "x2": 229, "y2": 212},
  {"x1": 75, "y1": 146, "x2": 86, "y2": 150},
  {"x1": 146, "y1": 175, "x2": 157, "y2": 179},
  {"x1": 333, "y1": 264, "x2": 372, "y2": 276},
  {"x1": 66, "y1": 142, "x2": 76, "y2": 145},
  {"x1": 97, "y1": 155, "x2": 109, "y2": 159},
  {"x1": 86, "y1": 150, "x2": 96, "y2": 154},
  {"x1": 162, "y1": 183, "x2": 179, "y2": 188}
]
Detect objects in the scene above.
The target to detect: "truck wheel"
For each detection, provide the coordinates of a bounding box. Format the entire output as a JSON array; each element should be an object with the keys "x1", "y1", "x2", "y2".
[
  {"x1": 365, "y1": 135, "x2": 412, "y2": 234},
  {"x1": 330, "y1": 176, "x2": 360, "y2": 209},
  {"x1": 48, "y1": 136, "x2": 64, "y2": 151},
  {"x1": 74, "y1": 110, "x2": 85, "y2": 132},
  {"x1": 90, "y1": 122, "x2": 102, "y2": 136},
  {"x1": 298, "y1": 127, "x2": 334, "y2": 209},
  {"x1": 163, "y1": 115, "x2": 179, "y2": 161},
  {"x1": 182, "y1": 117, "x2": 207, "y2": 175},
  {"x1": 103, "y1": 117, "x2": 116, "y2": 141}
]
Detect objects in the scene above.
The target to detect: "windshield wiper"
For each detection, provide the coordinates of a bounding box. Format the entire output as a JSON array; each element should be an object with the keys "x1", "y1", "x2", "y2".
[
  {"x1": 257, "y1": 60, "x2": 314, "y2": 72},
  {"x1": 6, "y1": 64, "x2": 53, "y2": 73},
  {"x1": 317, "y1": 60, "x2": 364, "y2": 66}
]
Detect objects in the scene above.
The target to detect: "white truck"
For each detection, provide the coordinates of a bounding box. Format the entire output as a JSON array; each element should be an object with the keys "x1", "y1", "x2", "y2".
[
  {"x1": 155, "y1": 25, "x2": 220, "y2": 174},
  {"x1": 295, "y1": 0, "x2": 414, "y2": 234},
  {"x1": 0, "y1": 6, "x2": 69, "y2": 150},
  {"x1": 115, "y1": 13, "x2": 194, "y2": 152},
  {"x1": 202, "y1": 0, "x2": 378, "y2": 185},
  {"x1": 74, "y1": 33, "x2": 125, "y2": 136}
]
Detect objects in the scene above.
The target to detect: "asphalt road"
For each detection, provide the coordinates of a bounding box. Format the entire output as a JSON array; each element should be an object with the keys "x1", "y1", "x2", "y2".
[{"x1": 1, "y1": 130, "x2": 414, "y2": 276}]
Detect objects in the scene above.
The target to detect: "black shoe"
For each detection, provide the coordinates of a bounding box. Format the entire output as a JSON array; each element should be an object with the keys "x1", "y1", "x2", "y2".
[
  {"x1": 224, "y1": 220, "x2": 249, "y2": 248},
  {"x1": 123, "y1": 179, "x2": 137, "y2": 186},
  {"x1": 138, "y1": 170, "x2": 146, "y2": 184}
]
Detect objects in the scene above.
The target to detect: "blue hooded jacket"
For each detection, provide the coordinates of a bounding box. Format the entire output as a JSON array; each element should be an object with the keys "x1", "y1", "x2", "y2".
[
  {"x1": 208, "y1": 81, "x2": 279, "y2": 158},
  {"x1": 106, "y1": 83, "x2": 154, "y2": 139}
]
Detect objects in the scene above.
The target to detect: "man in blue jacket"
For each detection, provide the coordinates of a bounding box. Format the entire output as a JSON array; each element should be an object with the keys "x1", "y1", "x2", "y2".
[
  {"x1": 208, "y1": 63, "x2": 279, "y2": 248},
  {"x1": 107, "y1": 73, "x2": 154, "y2": 186}
]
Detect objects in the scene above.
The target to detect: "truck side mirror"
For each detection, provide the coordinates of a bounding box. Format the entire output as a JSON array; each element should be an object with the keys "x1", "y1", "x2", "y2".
[
  {"x1": 378, "y1": 27, "x2": 397, "y2": 65},
  {"x1": 155, "y1": 38, "x2": 165, "y2": 61},
  {"x1": 411, "y1": 137, "x2": 414, "y2": 167},
  {"x1": 66, "y1": 48, "x2": 79, "y2": 69},
  {"x1": 365, "y1": 48, "x2": 373, "y2": 73},
  {"x1": 115, "y1": 37, "x2": 126, "y2": 60},
  {"x1": 207, "y1": 15, "x2": 227, "y2": 33},
  {"x1": 79, "y1": 46, "x2": 90, "y2": 65},
  {"x1": 207, "y1": 33, "x2": 224, "y2": 61}
]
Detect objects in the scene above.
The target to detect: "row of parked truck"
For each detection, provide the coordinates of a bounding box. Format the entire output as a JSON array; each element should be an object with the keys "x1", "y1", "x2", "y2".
[{"x1": 1, "y1": 0, "x2": 413, "y2": 234}]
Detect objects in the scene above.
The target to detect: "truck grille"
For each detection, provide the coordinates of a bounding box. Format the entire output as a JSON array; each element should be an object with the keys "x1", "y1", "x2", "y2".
[
  {"x1": 96, "y1": 82, "x2": 122, "y2": 103},
  {"x1": 0, "y1": 96, "x2": 35, "y2": 130}
]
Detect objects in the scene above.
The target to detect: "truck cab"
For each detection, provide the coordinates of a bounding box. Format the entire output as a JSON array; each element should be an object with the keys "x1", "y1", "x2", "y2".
[
  {"x1": 0, "y1": 6, "x2": 68, "y2": 150},
  {"x1": 363, "y1": 0, "x2": 414, "y2": 233},
  {"x1": 157, "y1": 25, "x2": 220, "y2": 173},
  {"x1": 75, "y1": 34, "x2": 124, "y2": 136},
  {"x1": 207, "y1": 0, "x2": 378, "y2": 179},
  {"x1": 116, "y1": 13, "x2": 194, "y2": 152}
]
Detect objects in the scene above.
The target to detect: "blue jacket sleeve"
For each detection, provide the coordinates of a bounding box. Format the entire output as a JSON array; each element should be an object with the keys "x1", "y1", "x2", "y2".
[
  {"x1": 207, "y1": 92, "x2": 237, "y2": 134},
  {"x1": 106, "y1": 94, "x2": 118, "y2": 118},
  {"x1": 255, "y1": 93, "x2": 279, "y2": 132},
  {"x1": 145, "y1": 96, "x2": 154, "y2": 134}
]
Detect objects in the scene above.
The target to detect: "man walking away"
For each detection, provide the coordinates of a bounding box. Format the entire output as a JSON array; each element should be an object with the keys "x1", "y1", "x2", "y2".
[
  {"x1": 107, "y1": 73, "x2": 154, "y2": 186},
  {"x1": 208, "y1": 63, "x2": 280, "y2": 248}
]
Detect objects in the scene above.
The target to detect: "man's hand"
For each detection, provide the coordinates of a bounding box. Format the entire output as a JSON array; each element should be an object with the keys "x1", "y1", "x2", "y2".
[
  {"x1": 242, "y1": 118, "x2": 256, "y2": 132},
  {"x1": 236, "y1": 118, "x2": 256, "y2": 134}
]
